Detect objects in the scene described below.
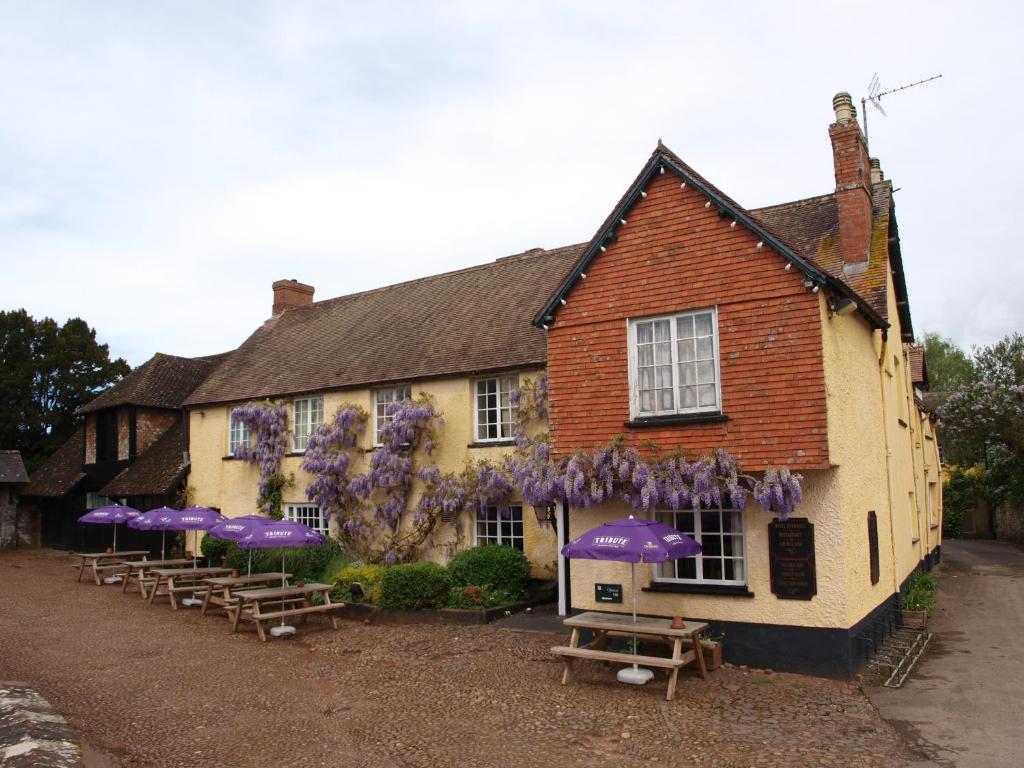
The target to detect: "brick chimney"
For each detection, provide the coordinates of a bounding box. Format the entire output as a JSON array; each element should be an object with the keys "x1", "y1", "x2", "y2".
[
  {"x1": 829, "y1": 92, "x2": 873, "y2": 268},
  {"x1": 272, "y1": 279, "x2": 315, "y2": 315}
]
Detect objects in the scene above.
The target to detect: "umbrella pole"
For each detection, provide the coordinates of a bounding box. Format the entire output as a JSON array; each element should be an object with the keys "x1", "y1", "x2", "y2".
[
  {"x1": 248, "y1": 549, "x2": 252, "y2": 576},
  {"x1": 112, "y1": 523, "x2": 117, "y2": 553},
  {"x1": 632, "y1": 562, "x2": 638, "y2": 671},
  {"x1": 161, "y1": 531, "x2": 166, "y2": 560}
]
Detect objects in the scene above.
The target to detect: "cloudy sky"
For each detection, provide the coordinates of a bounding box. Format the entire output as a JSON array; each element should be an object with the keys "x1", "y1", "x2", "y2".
[{"x1": 1, "y1": 1, "x2": 1018, "y2": 366}]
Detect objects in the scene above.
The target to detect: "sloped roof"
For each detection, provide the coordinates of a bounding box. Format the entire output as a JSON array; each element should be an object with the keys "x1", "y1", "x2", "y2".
[
  {"x1": 0, "y1": 451, "x2": 28, "y2": 484},
  {"x1": 751, "y1": 184, "x2": 894, "y2": 323},
  {"x1": 101, "y1": 422, "x2": 187, "y2": 497},
  {"x1": 908, "y1": 345, "x2": 928, "y2": 388},
  {"x1": 21, "y1": 429, "x2": 86, "y2": 498},
  {"x1": 184, "y1": 245, "x2": 585, "y2": 406},
  {"x1": 535, "y1": 143, "x2": 889, "y2": 332},
  {"x1": 79, "y1": 353, "x2": 226, "y2": 414}
]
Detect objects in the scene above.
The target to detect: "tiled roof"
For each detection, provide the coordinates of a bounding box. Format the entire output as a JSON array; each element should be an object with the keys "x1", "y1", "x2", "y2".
[
  {"x1": 751, "y1": 183, "x2": 894, "y2": 320},
  {"x1": 0, "y1": 451, "x2": 28, "y2": 484},
  {"x1": 101, "y1": 422, "x2": 187, "y2": 497},
  {"x1": 79, "y1": 353, "x2": 226, "y2": 414},
  {"x1": 184, "y1": 245, "x2": 585, "y2": 406},
  {"x1": 21, "y1": 430, "x2": 86, "y2": 498},
  {"x1": 908, "y1": 345, "x2": 928, "y2": 387}
]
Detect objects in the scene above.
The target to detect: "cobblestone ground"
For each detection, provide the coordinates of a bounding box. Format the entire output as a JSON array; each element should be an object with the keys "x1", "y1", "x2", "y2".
[{"x1": 0, "y1": 550, "x2": 914, "y2": 768}]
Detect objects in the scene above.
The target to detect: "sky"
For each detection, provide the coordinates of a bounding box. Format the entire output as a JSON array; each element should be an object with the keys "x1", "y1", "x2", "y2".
[{"x1": 1, "y1": 1, "x2": 1019, "y2": 367}]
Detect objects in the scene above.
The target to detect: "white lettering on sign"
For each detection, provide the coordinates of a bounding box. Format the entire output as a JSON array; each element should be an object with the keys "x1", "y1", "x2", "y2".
[
  {"x1": 592, "y1": 536, "x2": 629, "y2": 546},
  {"x1": 265, "y1": 530, "x2": 291, "y2": 537},
  {"x1": 663, "y1": 534, "x2": 683, "y2": 543}
]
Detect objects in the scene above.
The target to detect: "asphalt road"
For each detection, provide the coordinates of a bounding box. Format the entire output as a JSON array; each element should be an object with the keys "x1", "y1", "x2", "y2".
[{"x1": 867, "y1": 539, "x2": 1024, "y2": 768}]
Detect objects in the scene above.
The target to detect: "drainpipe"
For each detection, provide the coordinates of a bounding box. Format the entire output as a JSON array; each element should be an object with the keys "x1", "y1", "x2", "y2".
[
  {"x1": 556, "y1": 500, "x2": 568, "y2": 616},
  {"x1": 877, "y1": 329, "x2": 900, "y2": 597}
]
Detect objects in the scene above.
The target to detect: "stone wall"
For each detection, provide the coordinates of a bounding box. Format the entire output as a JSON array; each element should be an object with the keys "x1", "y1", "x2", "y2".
[
  {"x1": 996, "y1": 501, "x2": 1024, "y2": 543},
  {"x1": 0, "y1": 683, "x2": 82, "y2": 766}
]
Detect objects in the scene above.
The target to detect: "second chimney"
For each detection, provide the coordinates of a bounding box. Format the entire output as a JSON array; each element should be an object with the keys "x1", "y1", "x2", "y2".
[
  {"x1": 829, "y1": 92, "x2": 873, "y2": 268},
  {"x1": 272, "y1": 279, "x2": 315, "y2": 315}
]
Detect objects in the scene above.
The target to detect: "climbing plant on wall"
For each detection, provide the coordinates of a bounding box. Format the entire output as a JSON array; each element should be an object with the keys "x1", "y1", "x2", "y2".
[{"x1": 231, "y1": 401, "x2": 292, "y2": 518}]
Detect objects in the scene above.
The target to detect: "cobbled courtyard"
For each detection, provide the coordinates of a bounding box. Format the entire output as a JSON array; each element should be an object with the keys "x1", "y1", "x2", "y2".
[{"x1": 0, "y1": 549, "x2": 918, "y2": 767}]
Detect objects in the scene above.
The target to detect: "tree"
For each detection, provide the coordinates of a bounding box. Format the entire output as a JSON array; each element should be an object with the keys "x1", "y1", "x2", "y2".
[
  {"x1": 922, "y1": 332, "x2": 975, "y2": 391},
  {"x1": 0, "y1": 309, "x2": 129, "y2": 471},
  {"x1": 973, "y1": 333, "x2": 1024, "y2": 387}
]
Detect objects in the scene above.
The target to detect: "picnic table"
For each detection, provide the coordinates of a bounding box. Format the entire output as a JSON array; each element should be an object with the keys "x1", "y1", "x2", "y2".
[
  {"x1": 199, "y1": 573, "x2": 293, "y2": 618},
  {"x1": 146, "y1": 567, "x2": 234, "y2": 609},
  {"x1": 120, "y1": 558, "x2": 194, "y2": 596},
  {"x1": 551, "y1": 611, "x2": 709, "y2": 701},
  {"x1": 71, "y1": 551, "x2": 150, "y2": 586},
  {"x1": 230, "y1": 582, "x2": 344, "y2": 641}
]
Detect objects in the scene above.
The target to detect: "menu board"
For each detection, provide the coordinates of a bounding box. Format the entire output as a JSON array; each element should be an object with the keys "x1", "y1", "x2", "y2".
[{"x1": 768, "y1": 518, "x2": 817, "y2": 600}]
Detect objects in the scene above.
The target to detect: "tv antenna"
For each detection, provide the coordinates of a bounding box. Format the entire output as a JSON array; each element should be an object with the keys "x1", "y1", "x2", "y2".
[{"x1": 861, "y1": 73, "x2": 942, "y2": 146}]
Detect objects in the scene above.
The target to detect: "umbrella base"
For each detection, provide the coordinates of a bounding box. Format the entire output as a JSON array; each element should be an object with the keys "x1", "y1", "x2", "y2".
[
  {"x1": 270, "y1": 625, "x2": 296, "y2": 638},
  {"x1": 617, "y1": 666, "x2": 655, "y2": 685},
  {"x1": 102, "y1": 575, "x2": 123, "y2": 585},
  {"x1": 180, "y1": 597, "x2": 203, "y2": 608}
]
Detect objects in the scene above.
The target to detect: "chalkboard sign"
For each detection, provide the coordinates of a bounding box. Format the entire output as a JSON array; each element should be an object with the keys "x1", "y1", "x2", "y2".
[
  {"x1": 769, "y1": 518, "x2": 817, "y2": 600},
  {"x1": 595, "y1": 583, "x2": 623, "y2": 603}
]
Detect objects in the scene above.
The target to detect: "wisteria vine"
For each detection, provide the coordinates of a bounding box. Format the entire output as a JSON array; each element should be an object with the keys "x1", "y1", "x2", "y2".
[{"x1": 231, "y1": 401, "x2": 291, "y2": 517}]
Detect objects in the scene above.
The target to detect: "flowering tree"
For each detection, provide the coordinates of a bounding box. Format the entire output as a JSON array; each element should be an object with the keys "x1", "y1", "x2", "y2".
[{"x1": 231, "y1": 401, "x2": 291, "y2": 517}]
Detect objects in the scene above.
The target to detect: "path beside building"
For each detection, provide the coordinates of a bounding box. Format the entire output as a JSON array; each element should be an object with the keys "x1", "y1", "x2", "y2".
[{"x1": 867, "y1": 539, "x2": 1024, "y2": 768}]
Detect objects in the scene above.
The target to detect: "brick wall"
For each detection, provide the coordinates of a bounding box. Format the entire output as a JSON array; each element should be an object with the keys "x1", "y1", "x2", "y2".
[
  {"x1": 136, "y1": 409, "x2": 178, "y2": 454},
  {"x1": 546, "y1": 170, "x2": 831, "y2": 470},
  {"x1": 117, "y1": 409, "x2": 131, "y2": 460},
  {"x1": 84, "y1": 414, "x2": 96, "y2": 464}
]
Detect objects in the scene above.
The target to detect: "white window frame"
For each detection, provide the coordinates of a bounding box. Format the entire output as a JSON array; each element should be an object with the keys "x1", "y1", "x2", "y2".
[
  {"x1": 653, "y1": 505, "x2": 747, "y2": 587},
  {"x1": 291, "y1": 397, "x2": 324, "y2": 453},
  {"x1": 374, "y1": 386, "x2": 412, "y2": 445},
  {"x1": 227, "y1": 409, "x2": 251, "y2": 456},
  {"x1": 627, "y1": 308, "x2": 721, "y2": 419},
  {"x1": 284, "y1": 503, "x2": 326, "y2": 534},
  {"x1": 927, "y1": 480, "x2": 938, "y2": 527},
  {"x1": 474, "y1": 505, "x2": 525, "y2": 551},
  {"x1": 474, "y1": 376, "x2": 518, "y2": 442}
]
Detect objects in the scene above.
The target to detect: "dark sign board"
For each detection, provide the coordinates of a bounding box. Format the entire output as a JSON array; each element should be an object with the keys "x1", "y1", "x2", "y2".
[
  {"x1": 769, "y1": 518, "x2": 817, "y2": 600},
  {"x1": 595, "y1": 583, "x2": 623, "y2": 603}
]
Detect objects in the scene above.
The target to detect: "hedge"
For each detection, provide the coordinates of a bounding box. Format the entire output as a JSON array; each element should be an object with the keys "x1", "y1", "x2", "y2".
[
  {"x1": 447, "y1": 545, "x2": 531, "y2": 600},
  {"x1": 378, "y1": 562, "x2": 451, "y2": 609}
]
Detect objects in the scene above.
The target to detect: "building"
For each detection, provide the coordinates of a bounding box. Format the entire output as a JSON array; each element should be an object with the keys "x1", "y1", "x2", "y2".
[
  {"x1": 0, "y1": 451, "x2": 30, "y2": 548},
  {"x1": 535, "y1": 93, "x2": 941, "y2": 676},
  {"x1": 20, "y1": 352, "x2": 225, "y2": 551}
]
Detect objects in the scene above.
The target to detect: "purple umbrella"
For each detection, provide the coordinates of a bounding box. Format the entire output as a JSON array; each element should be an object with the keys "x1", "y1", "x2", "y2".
[
  {"x1": 79, "y1": 504, "x2": 141, "y2": 554},
  {"x1": 561, "y1": 515, "x2": 701, "y2": 684},
  {"x1": 237, "y1": 521, "x2": 326, "y2": 637},
  {"x1": 207, "y1": 514, "x2": 274, "y2": 574},
  {"x1": 128, "y1": 506, "x2": 180, "y2": 559},
  {"x1": 146, "y1": 507, "x2": 226, "y2": 606}
]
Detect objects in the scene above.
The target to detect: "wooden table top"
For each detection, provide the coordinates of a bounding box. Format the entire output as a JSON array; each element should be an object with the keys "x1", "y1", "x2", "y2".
[
  {"x1": 235, "y1": 583, "x2": 332, "y2": 600},
  {"x1": 73, "y1": 550, "x2": 150, "y2": 559},
  {"x1": 204, "y1": 573, "x2": 292, "y2": 587},
  {"x1": 120, "y1": 558, "x2": 193, "y2": 569},
  {"x1": 564, "y1": 611, "x2": 709, "y2": 637},
  {"x1": 152, "y1": 567, "x2": 234, "y2": 577}
]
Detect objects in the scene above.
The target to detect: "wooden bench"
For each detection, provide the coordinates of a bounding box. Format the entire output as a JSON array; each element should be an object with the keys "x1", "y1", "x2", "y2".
[
  {"x1": 231, "y1": 583, "x2": 344, "y2": 641},
  {"x1": 199, "y1": 573, "x2": 294, "y2": 618},
  {"x1": 71, "y1": 551, "x2": 149, "y2": 586},
  {"x1": 551, "y1": 645, "x2": 694, "y2": 700}
]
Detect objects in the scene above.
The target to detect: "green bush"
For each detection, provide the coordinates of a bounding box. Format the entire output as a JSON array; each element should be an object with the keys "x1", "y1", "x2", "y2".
[
  {"x1": 446, "y1": 584, "x2": 521, "y2": 609},
  {"x1": 330, "y1": 563, "x2": 384, "y2": 602},
  {"x1": 378, "y1": 562, "x2": 451, "y2": 609},
  {"x1": 903, "y1": 570, "x2": 937, "y2": 614},
  {"x1": 943, "y1": 466, "x2": 984, "y2": 538},
  {"x1": 224, "y1": 538, "x2": 346, "y2": 582},
  {"x1": 447, "y1": 545, "x2": 531, "y2": 600},
  {"x1": 200, "y1": 535, "x2": 233, "y2": 565}
]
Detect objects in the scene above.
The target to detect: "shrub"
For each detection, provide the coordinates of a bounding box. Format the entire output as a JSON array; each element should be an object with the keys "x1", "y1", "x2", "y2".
[
  {"x1": 330, "y1": 563, "x2": 384, "y2": 602},
  {"x1": 200, "y1": 535, "x2": 233, "y2": 565},
  {"x1": 903, "y1": 570, "x2": 937, "y2": 615},
  {"x1": 943, "y1": 466, "x2": 984, "y2": 538},
  {"x1": 447, "y1": 545, "x2": 531, "y2": 600},
  {"x1": 224, "y1": 538, "x2": 346, "y2": 582},
  {"x1": 378, "y1": 562, "x2": 451, "y2": 609},
  {"x1": 446, "y1": 584, "x2": 521, "y2": 609}
]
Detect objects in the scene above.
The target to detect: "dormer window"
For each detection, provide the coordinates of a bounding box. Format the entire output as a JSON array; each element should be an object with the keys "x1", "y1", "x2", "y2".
[{"x1": 628, "y1": 308, "x2": 720, "y2": 418}]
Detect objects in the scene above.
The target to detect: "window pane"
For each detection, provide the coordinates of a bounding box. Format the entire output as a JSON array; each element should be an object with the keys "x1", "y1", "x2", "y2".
[
  {"x1": 677, "y1": 315, "x2": 695, "y2": 339},
  {"x1": 656, "y1": 365, "x2": 673, "y2": 388},
  {"x1": 638, "y1": 344, "x2": 654, "y2": 366},
  {"x1": 658, "y1": 389, "x2": 674, "y2": 411},
  {"x1": 698, "y1": 385, "x2": 718, "y2": 407},
  {"x1": 640, "y1": 391, "x2": 654, "y2": 412},
  {"x1": 680, "y1": 386, "x2": 697, "y2": 408},
  {"x1": 696, "y1": 360, "x2": 716, "y2": 385},
  {"x1": 702, "y1": 510, "x2": 722, "y2": 532},
  {"x1": 723, "y1": 559, "x2": 737, "y2": 581},
  {"x1": 679, "y1": 363, "x2": 696, "y2": 385},
  {"x1": 676, "y1": 511, "x2": 694, "y2": 532},
  {"x1": 703, "y1": 559, "x2": 723, "y2": 581},
  {"x1": 677, "y1": 558, "x2": 697, "y2": 579},
  {"x1": 654, "y1": 341, "x2": 672, "y2": 365},
  {"x1": 678, "y1": 339, "x2": 696, "y2": 363},
  {"x1": 653, "y1": 320, "x2": 671, "y2": 342},
  {"x1": 694, "y1": 312, "x2": 713, "y2": 337},
  {"x1": 637, "y1": 322, "x2": 653, "y2": 344},
  {"x1": 696, "y1": 336, "x2": 714, "y2": 360},
  {"x1": 703, "y1": 536, "x2": 722, "y2": 556}
]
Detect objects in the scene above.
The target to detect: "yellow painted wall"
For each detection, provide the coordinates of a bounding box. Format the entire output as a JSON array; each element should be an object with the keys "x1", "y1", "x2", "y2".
[{"x1": 187, "y1": 368, "x2": 558, "y2": 578}]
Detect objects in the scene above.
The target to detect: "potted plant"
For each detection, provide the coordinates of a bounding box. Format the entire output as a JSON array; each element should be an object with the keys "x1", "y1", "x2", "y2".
[
  {"x1": 699, "y1": 636, "x2": 723, "y2": 671},
  {"x1": 900, "y1": 571, "x2": 936, "y2": 629}
]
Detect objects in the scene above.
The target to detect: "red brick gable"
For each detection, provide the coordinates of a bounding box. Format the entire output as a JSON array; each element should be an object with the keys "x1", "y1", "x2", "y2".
[{"x1": 547, "y1": 169, "x2": 831, "y2": 470}]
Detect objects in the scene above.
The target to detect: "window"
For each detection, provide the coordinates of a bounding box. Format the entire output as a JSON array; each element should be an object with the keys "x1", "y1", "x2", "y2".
[
  {"x1": 374, "y1": 386, "x2": 412, "y2": 444},
  {"x1": 285, "y1": 504, "x2": 326, "y2": 534},
  {"x1": 475, "y1": 376, "x2": 518, "y2": 441},
  {"x1": 292, "y1": 397, "x2": 324, "y2": 452},
  {"x1": 474, "y1": 505, "x2": 524, "y2": 551},
  {"x1": 95, "y1": 410, "x2": 118, "y2": 462},
  {"x1": 629, "y1": 309, "x2": 720, "y2": 418},
  {"x1": 228, "y1": 410, "x2": 251, "y2": 456},
  {"x1": 868, "y1": 511, "x2": 880, "y2": 585},
  {"x1": 655, "y1": 505, "x2": 745, "y2": 586},
  {"x1": 928, "y1": 481, "x2": 938, "y2": 527}
]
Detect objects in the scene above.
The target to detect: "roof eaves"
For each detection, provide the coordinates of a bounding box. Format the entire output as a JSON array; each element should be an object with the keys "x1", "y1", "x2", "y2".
[{"x1": 534, "y1": 148, "x2": 888, "y2": 332}]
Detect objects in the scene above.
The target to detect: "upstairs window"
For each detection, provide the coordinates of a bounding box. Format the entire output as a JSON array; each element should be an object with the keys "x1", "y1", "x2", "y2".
[
  {"x1": 374, "y1": 386, "x2": 412, "y2": 445},
  {"x1": 629, "y1": 309, "x2": 720, "y2": 418},
  {"x1": 292, "y1": 397, "x2": 324, "y2": 452},
  {"x1": 475, "y1": 376, "x2": 518, "y2": 441},
  {"x1": 95, "y1": 411, "x2": 119, "y2": 463},
  {"x1": 228, "y1": 410, "x2": 251, "y2": 456}
]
